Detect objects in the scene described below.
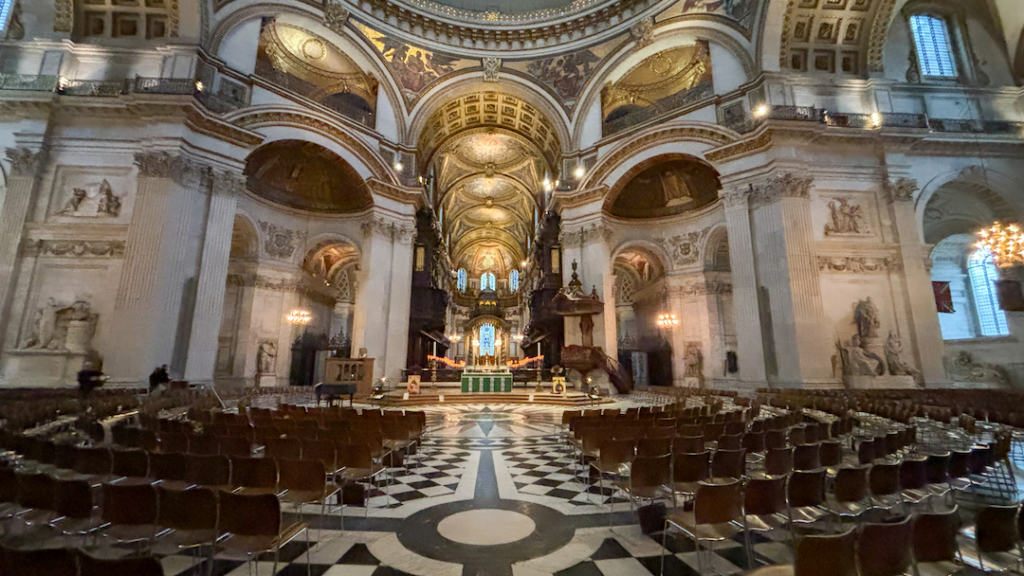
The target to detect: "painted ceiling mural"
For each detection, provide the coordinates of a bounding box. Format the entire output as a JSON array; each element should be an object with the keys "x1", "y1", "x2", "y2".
[
  {"x1": 655, "y1": 0, "x2": 758, "y2": 37},
  {"x1": 606, "y1": 158, "x2": 722, "y2": 219},
  {"x1": 601, "y1": 41, "x2": 714, "y2": 123}
]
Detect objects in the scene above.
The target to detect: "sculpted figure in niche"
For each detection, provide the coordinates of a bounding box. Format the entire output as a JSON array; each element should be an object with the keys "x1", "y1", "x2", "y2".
[
  {"x1": 257, "y1": 341, "x2": 277, "y2": 374},
  {"x1": 884, "y1": 332, "x2": 919, "y2": 377},
  {"x1": 684, "y1": 344, "x2": 702, "y2": 377},
  {"x1": 825, "y1": 198, "x2": 865, "y2": 235},
  {"x1": 58, "y1": 180, "x2": 122, "y2": 217},
  {"x1": 853, "y1": 297, "x2": 881, "y2": 339},
  {"x1": 97, "y1": 180, "x2": 122, "y2": 216},
  {"x1": 59, "y1": 189, "x2": 88, "y2": 214},
  {"x1": 24, "y1": 298, "x2": 60, "y2": 349},
  {"x1": 842, "y1": 334, "x2": 884, "y2": 376}
]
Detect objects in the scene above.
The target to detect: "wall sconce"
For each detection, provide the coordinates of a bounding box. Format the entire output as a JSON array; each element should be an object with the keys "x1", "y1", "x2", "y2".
[
  {"x1": 286, "y1": 309, "x2": 311, "y2": 325},
  {"x1": 656, "y1": 313, "x2": 679, "y2": 329}
]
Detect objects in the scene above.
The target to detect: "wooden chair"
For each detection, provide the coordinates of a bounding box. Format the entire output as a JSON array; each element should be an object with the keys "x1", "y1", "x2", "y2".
[
  {"x1": 217, "y1": 490, "x2": 308, "y2": 576},
  {"x1": 76, "y1": 550, "x2": 163, "y2": 576},
  {"x1": 662, "y1": 479, "x2": 745, "y2": 576}
]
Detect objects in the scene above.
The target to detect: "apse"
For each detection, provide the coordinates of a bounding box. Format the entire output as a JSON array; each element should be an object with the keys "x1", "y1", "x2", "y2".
[
  {"x1": 243, "y1": 140, "x2": 373, "y2": 213},
  {"x1": 606, "y1": 158, "x2": 722, "y2": 219}
]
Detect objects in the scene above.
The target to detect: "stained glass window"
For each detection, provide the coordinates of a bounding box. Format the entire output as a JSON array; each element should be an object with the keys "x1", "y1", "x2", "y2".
[
  {"x1": 968, "y1": 248, "x2": 1008, "y2": 337},
  {"x1": 479, "y1": 323, "x2": 495, "y2": 356},
  {"x1": 0, "y1": 0, "x2": 12, "y2": 31},
  {"x1": 481, "y1": 272, "x2": 495, "y2": 291},
  {"x1": 457, "y1": 269, "x2": 467, "y2": 292},
  {"x1": 910, "y1": 14, "x2": 957, "y2": 78},
  {"x1": 509, "y1": 270, "x2": 520, "y2": 292}
]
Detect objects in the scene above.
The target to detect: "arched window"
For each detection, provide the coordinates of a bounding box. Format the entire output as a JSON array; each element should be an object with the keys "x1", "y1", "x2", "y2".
[
  {"x1": 481, "y1": 272, "x2": 495, "y2": 291},
  {"x1": 0, "y1": 0, "x2": 12, "y2": 32},
  {"x1": 909, "y1": 14, "x2": 957, "y2": 78},
  {"x1": 479, "y1": 323, "x2": 495, "y2": 356},
  {"x1": 967, "y1": 248, "x2": 1008, "y2": 337},
  {"x1": 456, "y1": 268, "x2": 467, "y2": 292},
  {"x1": 509, "y1": 270, "x2": 520, "y2": 292}
]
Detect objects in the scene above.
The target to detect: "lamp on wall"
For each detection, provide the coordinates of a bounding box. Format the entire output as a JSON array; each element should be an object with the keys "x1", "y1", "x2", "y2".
[
  {"x1": 977, "y1": 222, "x2": 1024, "y2": 268},
  {"x1": 656, "y1": 313, "x2": 679, "y2": 329},
  {"x1": 286, "y1": 309, "x2": 312, "y2": 325}
]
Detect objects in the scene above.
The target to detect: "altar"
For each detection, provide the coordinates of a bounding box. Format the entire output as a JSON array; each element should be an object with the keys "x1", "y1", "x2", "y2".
[{"x1": 460, "y1": 372, "x2": 513, "y2": 392}]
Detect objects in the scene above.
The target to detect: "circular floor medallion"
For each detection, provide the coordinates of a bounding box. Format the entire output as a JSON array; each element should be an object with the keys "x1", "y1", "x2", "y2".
[{"x1": 436, "y1": 509, "x2": 536, "y2": 546}]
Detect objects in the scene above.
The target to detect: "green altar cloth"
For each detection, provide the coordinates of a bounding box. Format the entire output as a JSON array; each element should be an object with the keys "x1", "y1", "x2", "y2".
[{"x1": 460, "y1": 373, "x2": 513, "y2": 392}]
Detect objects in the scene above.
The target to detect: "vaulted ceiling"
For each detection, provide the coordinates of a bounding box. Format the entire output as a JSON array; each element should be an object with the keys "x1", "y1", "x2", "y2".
[{"x1": 432, "y1": 127, "x2": 546, "y2": 278}]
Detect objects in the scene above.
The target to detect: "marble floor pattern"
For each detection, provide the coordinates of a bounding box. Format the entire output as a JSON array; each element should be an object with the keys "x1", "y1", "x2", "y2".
[{"x1": 147, "y1": 403, "x2": 869, "y2": 575}]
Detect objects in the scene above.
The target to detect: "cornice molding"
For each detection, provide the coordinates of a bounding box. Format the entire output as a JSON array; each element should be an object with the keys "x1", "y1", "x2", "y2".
[
  {"x1": 367, "y1": 178, "x2": 424, "y2": 208},
  {"x1": 554, "y1": 186, "x2": 608, "y2": 211}
]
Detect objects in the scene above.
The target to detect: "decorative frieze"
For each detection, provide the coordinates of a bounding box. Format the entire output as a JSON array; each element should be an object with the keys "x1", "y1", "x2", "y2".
[
  {"x1": 747, "y1": 173, "x2": 814, "y2": 207},
  {"x1": 258, "y1": 220, "x2": 306, "y2": 259},
  {"x1": 361, "y1": 216, "x2": 415, "y2": 243},
  {"x1": 6, "y1": 148, "x2": 46, "y2": 177},
  {"x1": 663, "y1": 279, "x2": 733, "y2": 298},
  {"x1": 884, "y1": 178, "x2": 917, "y2": 203},
  {"x1": 53, "y1": 0, "x2": 73, "y2": 32},
  {"x1": 21, "y1": 240, "x2": 126, "y2": 258},
  {"x1": 817, "y1": 256, "x2": 902, "y2": 274},
  {"x1": 227, "y1": 273, "x2": 336, "y2": 307},
  {"x1": 559, "y1": 222, "x2": 612, "y2": 248}
]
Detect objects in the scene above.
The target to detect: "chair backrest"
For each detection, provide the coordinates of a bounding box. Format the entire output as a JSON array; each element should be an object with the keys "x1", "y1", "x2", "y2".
[
  {"x1": 53, "y1": 477, "x2": 94, "y2": 519},
  {"x1": 187, "y1": 434, "x2": 219, "y2": 456},
  {"x1": 1, "y1": 546, "x2": 76, "y2": 576},
  {"x1": 637, "y1": 437, "x2": 672, "y2": 457},
  {"x1": 101, "y1": 482, "x2": 158, "y2": 526},
  {"x1": 975, "y1": 504, "x2": 1021, "y2": 553},
  {"x1": 789, "y1": 427, "x2": 807, "y2": 446},
  {"x1": 868, "y1": 462, "x2": 900, "y2": 497},
  {"x1": 764, "y1": 447, "x2": 793, "y2": 477},
  {"x1": 336, "y1": 442, "x2": 373, "y2": 469},
  {"x1": 673, "y1": 450, "x2": 710, "y2": 483},
  {"x1": 157, "y1": 485, "x2": 218, "y2": 531},
  {"x1": 858, "y1": 516, "x2": 913, "y2": 576},
  {"x1": 745, "y1": 475, "x2": 787, "y2": 516},
  {"x1": 631, "y1": 454, "x2": 672, "y2": 489},
  {"x1": 676, "y1": 436, "x2": 705, "y2": 454},
  {"x1": 711, "y1": 448, "x2": 746, "y2": 479},
  {"x1": 76, "y1": 551, "x2": 164, "y2": 576},
  {"x1": 266, "y1": 437, "x2": 303, "y2": 460},
  {"x1": 913, "y1": 506, "x2": 960, "y2": 563},
  {"x1": 218, "y1": 436, "x2": 252, "y2": 458},
  {"x1": 899, "y1": 458, "x2": 927, "y2": 491},
  {"x1": 832, "y1": 466, "x2": 868, "y2": 503},
  {"x1": 148, "y1": 451, "x2": 186, "y2": 481},
  {"x1": 793, "y1": 444, "x2": 820, "y2": 471},
  {"x1": 278, "y1": 458, "x2": 327, "y2": 492},
  {"x1": 301, "y1": 439, "x2": 337, "y2": 471},
  {"x1": 111, "y1": 448, "x2": 149, "y2": 478},
  {"x1": 793, "y1": 528, "x2": 858, "y2": 576},
  {"x1": 948, "y1": 450, "x2": 971, "y2": 479},
  {"x1": 742, "y1": 432, "x2": 766, "y2": 454},
  {"x1": 787, "y1": 468, "x2": 826, "y2": 508},
  {"x1": 724, "y1": 421, "x2": 746, "y2": 436},
  {"x1": 185, "y1": 454, "x2": 231, "y2": 486},
  {"x1": 694, "y1": 480, "x2": 744, "y2": 525},
  {"x1": 857, "y1": 438, "x2": 875, "y2": 465},
  {"x1": 217, "y1": 490, "x2": 281, "y2": 538},
  {"x1": 73, "y1": 446, "x2": 113, "y2": 476},
  {"x1": 16, "y1": 472, "x2": 55, "y2": 510},
  {"x1": 229, "y1": 456, "x2": 278, "y2": 491},
  {"x1": 766, "y1": 430, "x2": 788, "y2": 450},
  {"x1": 718, "y1": 433, "x2": 742, "y2": 451},
  {"x1": 924, "y1": 452, "x2": 950, "y2": 484},
  {"x1": 818, "y1": 441, "x2": 842, "y2": 467},
  {"x1": 157, "y1": 432, "x2": 189, "y2": 454},
  {"x1": 599, "y1": 439, "x2": 636, "y2": 466}
]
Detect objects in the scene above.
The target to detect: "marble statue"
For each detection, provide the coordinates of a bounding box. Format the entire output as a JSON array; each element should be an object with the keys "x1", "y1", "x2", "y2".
[
  {"x1": 884, "y1": 332, "x2": 920, "y2": 377},
  {"x1": 22, "y1": 298, "x2": 98, "y2": 353},
  {"x1": 842, "y1": 334, "x2": 884, "y2": 376},
  {"x1": 24, "y1": 298, "x2": 60, "y2": 349},
  {"x1": 97, "y1": 180, "x2": 122, "y2": 216},
  {"x1": 853, "y1": 297, "x2": 880, "y2": 339},
  {"x1": 257, "y1": 341, "x2": 277, "y2": 374},
  {"x1": 684, "y1": 344, "x2": 702, "y2": 377}
]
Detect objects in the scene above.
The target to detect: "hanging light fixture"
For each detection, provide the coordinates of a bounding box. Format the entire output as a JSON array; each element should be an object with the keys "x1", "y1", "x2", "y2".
[
  {"x1": 286, "y1": 309, "x2": 312, "y2": 325},
  {"x1": 656, "y1": 313, "x2": 679, "y2": 329},
  {"x1": 976, "y1": 222, "x2": 1024, "y2": 268}
]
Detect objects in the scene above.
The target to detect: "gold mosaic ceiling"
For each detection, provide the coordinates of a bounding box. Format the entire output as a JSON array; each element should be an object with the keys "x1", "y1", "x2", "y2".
[
  {"x1": 434, "y1": 128, "x2": 543, "y2": 275},
  {"x1": 780, "y1": 0, "x2": 889, "y2": 75},
  {"x1": 244, "y1": 140, "x2": 373, "y2": 213},
  {"x1": 606, "y1": 158, "x2": 721, "y2": 219}
]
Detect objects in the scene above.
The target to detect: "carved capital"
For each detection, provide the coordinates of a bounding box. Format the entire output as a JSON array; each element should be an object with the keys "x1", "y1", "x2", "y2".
[
  {"x1": 211, "y1": 170, "x2": 247, "y2": 198},
  {"x1": 176, "y1": 157, "x2": 214, "y2": 189},
  {"x1": 749, "y1": 173, "x2": 813, "y2": 207},
  {"x1": 6, "y1": 148, "x2": 46, "y2": 177},
  {"x1": 721, "y1": 187, "x2": 750, "y2": 209},
  {"x1": 323, "y1": 0, "x2": 350, "y2": 33},
  {"x1": 884, "y1": 177, "x2": 918, "y2": 203},
  {"x1": 362, "y1": 216, "x2": 406, "y2": 240},
  {"x1": 134, "y1": 152, "x2": 177, "y2": 178}
]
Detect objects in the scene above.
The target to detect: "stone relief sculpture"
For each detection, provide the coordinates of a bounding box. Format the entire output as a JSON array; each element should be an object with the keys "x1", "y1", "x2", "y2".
[
  {"x1": 482, "y1": 57, "x2": 501, "y2": 82},
  {"x1": 824, "y1": 197, "x2": 866, "y2": 235},
  {"x1": 21, "y1": 299, "x2": 98, "y2": 353},
  {"x1": 884, "y1": 332, "x2": 920, "y2": 377},
  {"x1": 853, "y1": 297, "x2": 880, "y2": 339},
  {"x1": 57, "y1": 180, "x2": 122, "y2": 217},
  {"x1": 256, "y1": 341, "x2": 277, "y2": 374},
  {"x1": 945, "y1": 352, "x2": 1009, "y2": 387},
  {"x1": 684, "y1": 343, "x2": 703, "y2": 378},
  {"x1": 258, "y1": 220, "x2": 306, "y2": 259},
  {"x1": 840, "y1": 334, "x2": 884, "y2": 376}
]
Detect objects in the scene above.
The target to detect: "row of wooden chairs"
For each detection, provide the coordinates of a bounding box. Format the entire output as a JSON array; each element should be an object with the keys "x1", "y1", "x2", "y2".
[{"x1": 0, "y1": 546, "x2": 162, "y2": 576}]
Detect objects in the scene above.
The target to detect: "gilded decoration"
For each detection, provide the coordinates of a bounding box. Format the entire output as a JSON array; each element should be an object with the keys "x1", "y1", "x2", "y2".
[
  {"x1": 601, "y1": 42, "x2": 713, "y2": 124},
  {"x1": 243, "y1": 140, "x2": 373, "y2": 213},
  {"x1": 607, "y1": 158, "x2": 722, "y2": 219},
  {"x1": 505, "y1": 33, "x2": 626, "y2": 109},
  {"x1": 418, "y1": 92, "x2": 561, "y2": 169},
  {"x1": 352, "y1": 21, "x2": 475, "y2": 105},
  {"x1": 780, "y1": 0, "x2": 879, "y2": 75},
  {"x1": 655, "y1": 0, "x2": 758, "y2": 38},
  {"x1": 258, "y1": 21, "x2": 377, "y2": 117}
]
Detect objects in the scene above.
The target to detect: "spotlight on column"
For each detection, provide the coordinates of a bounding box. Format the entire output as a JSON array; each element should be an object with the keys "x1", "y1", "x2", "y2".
[
  {"x1": 393, "y1": 162, "x2": 404, "y2": 173},
  {"x1": 573, "y1": 166, "x2": 585, "y2": 180},
  {"x1": 754, "y1": 104, "x2": 770, "y2": 118}
]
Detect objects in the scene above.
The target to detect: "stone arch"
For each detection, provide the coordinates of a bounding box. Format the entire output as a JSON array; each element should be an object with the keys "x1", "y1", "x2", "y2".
[
  {"x1": 703, "y1": 224, "x2": 730, "y2": 272},
  {"x1": 229, "y1": 213, "x2": 259, "y2": 260},
  {"x1": 601, "y1": 152, "x2": 723, "y2": 219},
  {"x1": 611, "y1": 240, "x2": 672, "y2": 277},
  {"x1": 230, "y1": 106, "x2": 398, "y2": 186},
  {"x1": 916, "y1": 165, "x2": 1022, "y2": 244}
]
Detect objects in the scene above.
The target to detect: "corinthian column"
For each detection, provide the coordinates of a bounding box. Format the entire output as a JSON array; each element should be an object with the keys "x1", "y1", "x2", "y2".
[
  {"x1": 106, "y1": 152, "x2": 211, "y2": 384},
  {"x1": 0, "y1": 148, "x2": 47, "y2": 353},
  {"x1": 183, "y1": 170, "x2": 245, "y2": 385},
  {"x1": 721, "y1": 188, "x2": 767, "y2": 384},
  {"x1": 885, "y1": 178, "x2": 947, "y2": 385}
]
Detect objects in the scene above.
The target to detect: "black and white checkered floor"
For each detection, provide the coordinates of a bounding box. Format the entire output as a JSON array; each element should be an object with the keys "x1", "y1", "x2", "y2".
[{"x1": 129, "y1": 402, "x2": 1005, "y2": 575}]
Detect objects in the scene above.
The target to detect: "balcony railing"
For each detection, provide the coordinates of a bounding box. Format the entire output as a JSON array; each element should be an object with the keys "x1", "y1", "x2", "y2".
[
  {"x1": 133, "y1": 76, "x2": 194, "y2": 95},
  {"x1": 60, "y1": 79, "x2": 130, "y2": 97},
  {"x1": 604, "y1": 83, "x2": 715, "y2": 136},
  {"x1": 0, "y1": 74, "x2": 59, "y2": 91}
]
